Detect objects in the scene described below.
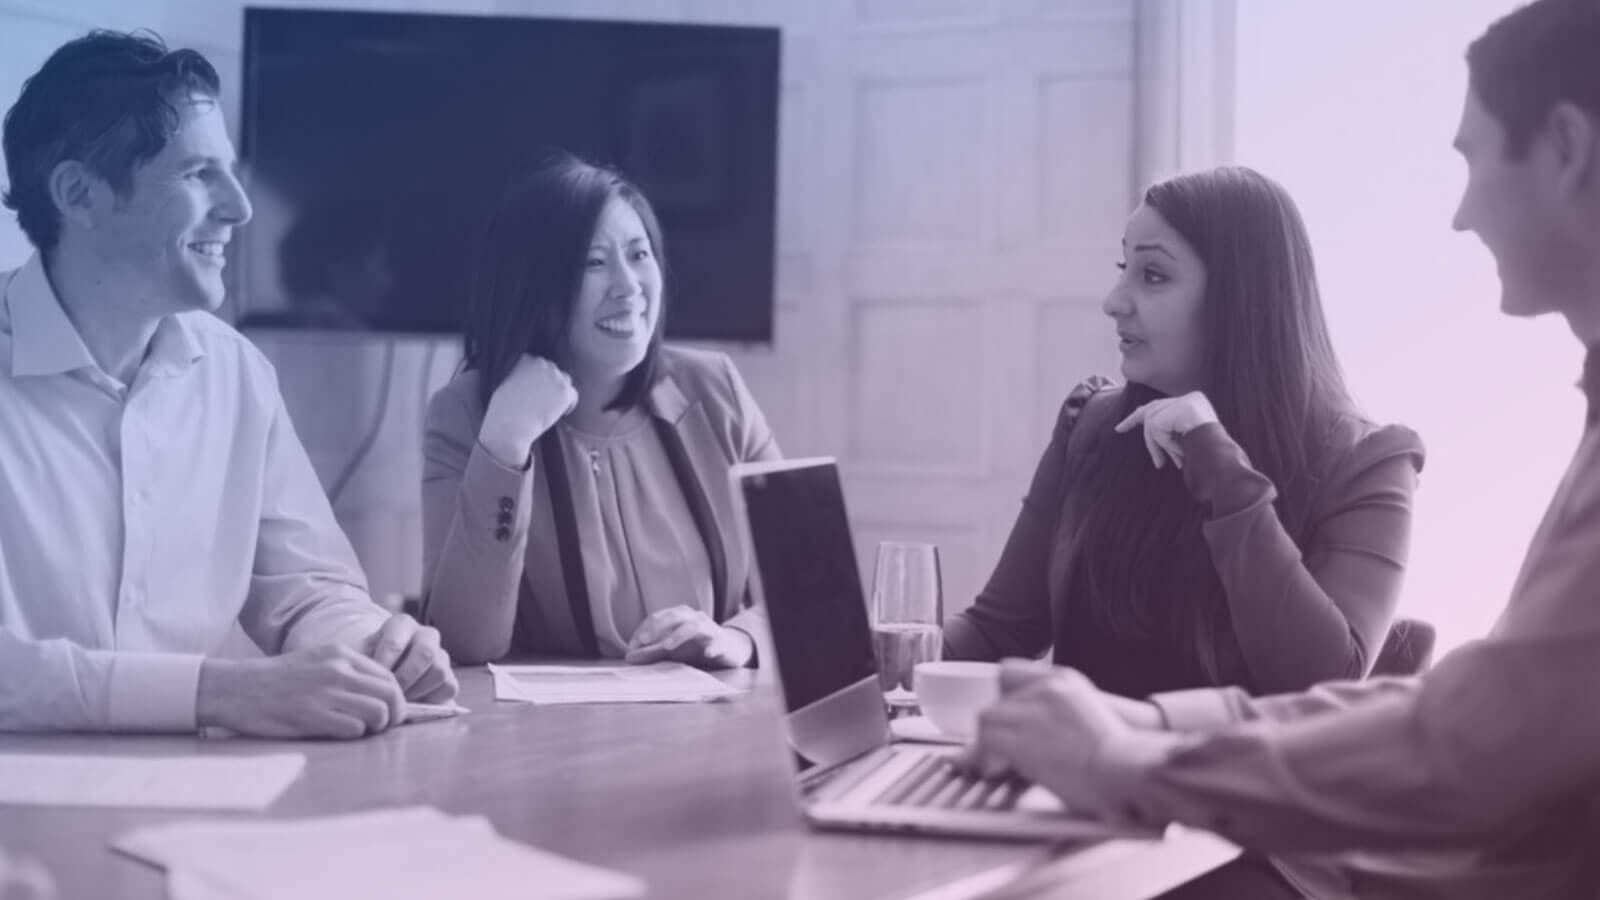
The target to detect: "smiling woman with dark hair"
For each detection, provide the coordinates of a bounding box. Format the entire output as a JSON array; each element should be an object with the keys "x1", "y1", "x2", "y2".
[
  {"x1": 946, "y1": 166, "x2": 1426, "y2": 700},
  {"x1": 422, "y1": 153, "x2": 779, "y2": 668}
]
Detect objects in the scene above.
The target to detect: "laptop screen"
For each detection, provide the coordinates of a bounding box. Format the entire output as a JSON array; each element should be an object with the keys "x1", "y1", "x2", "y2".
[{"x1": 736, "y1": 461, "x2": 879, "y2": 715}]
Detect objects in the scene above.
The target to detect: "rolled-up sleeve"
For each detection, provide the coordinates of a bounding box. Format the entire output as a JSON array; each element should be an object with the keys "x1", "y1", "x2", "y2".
[{"x1": 1102, "y1": 634, "x2": 1600, "y2": 855}]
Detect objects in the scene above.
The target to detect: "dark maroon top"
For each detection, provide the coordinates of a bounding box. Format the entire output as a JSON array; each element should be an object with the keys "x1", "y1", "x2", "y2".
[{"x1": 944, "y1": 380, "x2": 1426, "y2": 698}]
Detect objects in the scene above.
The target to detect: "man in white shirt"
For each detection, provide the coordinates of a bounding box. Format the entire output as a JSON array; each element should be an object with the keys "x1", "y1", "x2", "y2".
[{"x1": 0, "y1": 30, "x2": 457, "y2": 738}]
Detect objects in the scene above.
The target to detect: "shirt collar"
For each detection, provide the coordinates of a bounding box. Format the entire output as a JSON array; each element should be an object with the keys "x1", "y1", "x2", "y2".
[
  {"x1": 5, "y1": 254, "x2": 97, "y2": 378},
  {"x1": 145, "y1": 314, "x2": 205, "y2": 377},
  {"x1": 4, "y1": 253, "x2": 204, "y2": 380}
]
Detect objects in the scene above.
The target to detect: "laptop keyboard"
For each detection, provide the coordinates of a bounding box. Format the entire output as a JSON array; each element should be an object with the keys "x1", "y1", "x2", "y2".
[{"x1": 870, "y1": 751, "x2": 1026, "y2": 812}]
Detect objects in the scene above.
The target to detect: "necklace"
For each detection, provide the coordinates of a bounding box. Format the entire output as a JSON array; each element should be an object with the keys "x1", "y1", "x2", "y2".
[{"x1": 571, "y1": 407, "x2": 639, "y2": 475}]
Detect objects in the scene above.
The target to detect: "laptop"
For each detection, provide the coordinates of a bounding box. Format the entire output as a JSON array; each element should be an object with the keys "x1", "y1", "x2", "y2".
[{"x1": 729, "y1": 457, "x2": 1162, "y2": 843}]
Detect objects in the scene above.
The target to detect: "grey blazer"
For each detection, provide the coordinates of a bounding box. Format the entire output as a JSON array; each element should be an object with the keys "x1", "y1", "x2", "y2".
[{"x1": 421, "y1": 346, "x2": 780, "y2": 664}]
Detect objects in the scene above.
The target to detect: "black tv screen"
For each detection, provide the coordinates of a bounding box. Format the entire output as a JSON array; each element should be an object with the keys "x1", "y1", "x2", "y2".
[{"x1": 236, "y1": 8, "x2": 779, "y2": 342}]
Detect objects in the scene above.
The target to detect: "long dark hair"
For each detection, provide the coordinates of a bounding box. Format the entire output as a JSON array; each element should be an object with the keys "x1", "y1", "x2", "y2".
[
  {"x1": 1059, "y1": 166, "x2": 1356, "y2": 687},
  {"x1": 462, "y1": 153, "x2": 667, "y2": 414}
]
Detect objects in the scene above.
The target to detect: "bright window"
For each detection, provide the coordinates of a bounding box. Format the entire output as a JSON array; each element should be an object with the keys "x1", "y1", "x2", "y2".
[{"x1": 1233, "y1": 1, "x2": 1585, "y2": 654}]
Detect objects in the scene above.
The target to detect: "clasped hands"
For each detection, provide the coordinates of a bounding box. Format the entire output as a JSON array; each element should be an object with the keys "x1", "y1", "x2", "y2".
[{"x1": 197, "y1": 613, "x2": 459, "y2": 741}]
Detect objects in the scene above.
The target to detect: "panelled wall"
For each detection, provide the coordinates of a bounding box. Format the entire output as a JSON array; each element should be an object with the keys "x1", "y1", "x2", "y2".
[{"x1": 0, "y1": 0, "x2": 1226, "y2": 618}]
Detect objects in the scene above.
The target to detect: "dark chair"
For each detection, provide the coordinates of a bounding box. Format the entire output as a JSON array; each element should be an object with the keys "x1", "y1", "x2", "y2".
[{"x1": 1370, "y1": 617, "x2": 1437, "y2": 676}]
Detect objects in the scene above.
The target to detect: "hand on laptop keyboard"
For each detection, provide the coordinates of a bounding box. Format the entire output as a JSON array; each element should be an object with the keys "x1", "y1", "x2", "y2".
[{"x1": 876, "y1": 752, "x2": 1027, "y2": 812}]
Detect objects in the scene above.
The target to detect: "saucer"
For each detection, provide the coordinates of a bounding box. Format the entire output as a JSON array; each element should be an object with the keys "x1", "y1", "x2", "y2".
[
  {"x1": 884, "y1": 687, "x2": 919, "y2": 705},
  {"x1": 889, "y1": 715, "x2": 965, "y2": 745}
]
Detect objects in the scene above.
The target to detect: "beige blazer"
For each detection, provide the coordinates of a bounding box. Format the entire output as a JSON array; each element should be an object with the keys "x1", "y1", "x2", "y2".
[{"x1": 421, "y1": 346, "x2": 779, "y2": 663}]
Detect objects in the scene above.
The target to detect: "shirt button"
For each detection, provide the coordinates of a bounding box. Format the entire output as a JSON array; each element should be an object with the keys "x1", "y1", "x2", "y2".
[
  {"x1": 494, "y1": 525, "x2": 511, "y2": 542},
  {"x1": 497, "y1": 511, "x2": 513, "y2": 526},
  {"x1": 498, "y1": 496, "x2": 514, "y2": 512}
]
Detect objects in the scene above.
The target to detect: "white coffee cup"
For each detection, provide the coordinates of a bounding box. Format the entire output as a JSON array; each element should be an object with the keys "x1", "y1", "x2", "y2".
[{"x1": 912, "y1": 660, "x2": 1001, "y2": 739}]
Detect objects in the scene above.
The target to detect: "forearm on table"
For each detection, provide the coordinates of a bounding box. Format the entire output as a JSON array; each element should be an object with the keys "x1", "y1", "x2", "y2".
[
  {"x1": 0, "y1": 630, "x2": 201, "y2": 733},
  {"x1": 1103, "y1": 637, "x2": 1592, "y2": 855},
  {"x1": 1150, "y1": 675, "x2": 1419, "y2": 733}
]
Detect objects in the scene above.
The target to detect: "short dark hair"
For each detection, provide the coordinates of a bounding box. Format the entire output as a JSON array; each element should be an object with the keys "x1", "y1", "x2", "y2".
[
  {"x1": 2, "y1": 30, "x2": 220, "y2": 252},
  {"x1": 463, "y1": 153, "x2": 667, "y2": 414},
  {"x1": 1468, "y1": 0, "x2": 1600, "y2": 159}
]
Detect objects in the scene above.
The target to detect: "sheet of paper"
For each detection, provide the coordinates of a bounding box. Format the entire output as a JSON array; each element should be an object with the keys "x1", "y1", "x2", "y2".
[
  {"x1": 918, "y1": 829, "x2": 1238, "y2": 900},
  {"x1": 115, "y1": 806, "x2": 646, "y2": 900},
  {"x1": 488, "y1": 662, "x2": 742, "y2": 704},
  {"x1": 403, "y1": 700, "x2": 469, "y2": 723},
  {"x1": 0, "y1": 753, "x2": 304, "y2": 810}
]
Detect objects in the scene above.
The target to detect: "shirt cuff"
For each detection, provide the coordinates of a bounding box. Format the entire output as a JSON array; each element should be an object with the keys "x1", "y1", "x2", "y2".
[
  {"x1": 722, "y1": 609, "x2": 767, "y2": 668},
  {"x1": 1149, "y1": 687, "x2": 1243, "y2": 733},
  {"x1": 1179, "y1": 422, "x2": 1276, "y2": 517},
  {"x1": 108, "y1": 652, "x2": 204, "y2": 732},
  {"x1": 1089, "y1": 729, "x2": 1185, "y2": 826},
  {"x1": 461, "y1": 441, "x2": 535, "y2": 546}
]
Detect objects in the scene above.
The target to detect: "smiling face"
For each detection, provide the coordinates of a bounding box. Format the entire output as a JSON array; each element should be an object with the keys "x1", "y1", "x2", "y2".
[
  {"x1": 563, "y1": 194, "x2": 662, "y2": 387},
  {"x1": 86, "y1": 97, "x2": 252, "y2": 314},
  {"x1": 1103, "y1": 203, "x2": 1207, "y2": 395}
]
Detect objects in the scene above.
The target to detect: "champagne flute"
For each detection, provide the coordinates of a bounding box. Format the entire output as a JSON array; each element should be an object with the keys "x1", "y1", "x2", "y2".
[{"x1": 868, "y1": 541, "x2": 943, "y2": 705}]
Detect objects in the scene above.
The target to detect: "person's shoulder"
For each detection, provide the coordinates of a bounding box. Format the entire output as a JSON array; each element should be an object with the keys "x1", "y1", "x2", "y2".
[
  {"x1": 1342, "y1": 416, "x2": 1425, "y2": 467},
  {"x1": 1056, "y1": 375, "x2": 1122, "y2": 431},
  {"x1": 177, "y1": 312, "x2": 272, "y2": 375},
  {"x1": 1326, "y1": 414, "x2": 1427, "y2": 480},
  {"x1": 657, "y1": 344, "x2": 743, "y2": 399},
  {"x1": 658, "y1": 344, "x2": 731, "y2": 381}
]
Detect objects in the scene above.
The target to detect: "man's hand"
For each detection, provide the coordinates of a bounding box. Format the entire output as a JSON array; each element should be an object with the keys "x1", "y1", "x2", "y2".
[
  {"x1": 363, "y1": 614, "x2": 460, "y2": 703},
  {"x1": 959, "y1": 661, "x2": 1141, "y2": 815},
  {"x1": 624, "y1": 606, "x2": 754, "y2": 669},
  {"x1": 196, "y1": 645, "x2": 406, "y2": 740}
]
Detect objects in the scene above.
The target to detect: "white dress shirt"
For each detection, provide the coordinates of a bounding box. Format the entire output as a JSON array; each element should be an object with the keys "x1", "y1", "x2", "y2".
[{"x1": 0, "y1": 254, "x2": 387, "y2": 733}]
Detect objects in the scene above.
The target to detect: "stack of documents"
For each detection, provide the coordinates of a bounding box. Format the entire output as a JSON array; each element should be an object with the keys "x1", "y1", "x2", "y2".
[
  {"x1": 114, "y1": 806, "x2": 645, "y2": 900},
  {"x1": 489, "y1": 662, "x2": 742, "y2": 704},
  {"x1": 0, "y1": 753, "x2": 304, "y2": 810}
]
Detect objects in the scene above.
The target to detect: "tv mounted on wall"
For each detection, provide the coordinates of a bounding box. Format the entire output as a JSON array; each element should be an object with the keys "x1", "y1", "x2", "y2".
[{"x1": 235, "y1": 8, "x2": 779, "y2": 342}]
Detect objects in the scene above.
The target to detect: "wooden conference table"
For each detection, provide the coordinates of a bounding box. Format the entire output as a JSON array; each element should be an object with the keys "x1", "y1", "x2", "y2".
[{"x1": 0, "y1": 667, "x2": 1231, "y2": 899}]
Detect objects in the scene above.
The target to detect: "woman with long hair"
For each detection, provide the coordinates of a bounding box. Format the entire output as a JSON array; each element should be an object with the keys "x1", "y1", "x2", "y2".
[
  {"x1": 422, "y1": 154, "x2": 779, "y2": 668},
  {"x1": 945, "y1": 165, "x2": 1425, "y2": 701}
]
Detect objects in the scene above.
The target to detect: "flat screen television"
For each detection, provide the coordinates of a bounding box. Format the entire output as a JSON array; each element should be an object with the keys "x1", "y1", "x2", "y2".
[{"x1": 235, "y1": 8, "x2": 779, "y2": 342}]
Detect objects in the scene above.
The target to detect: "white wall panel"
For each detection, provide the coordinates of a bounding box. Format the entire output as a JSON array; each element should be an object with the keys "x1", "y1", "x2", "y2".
[{"x1": 0, "y1": 0, "x2": 1166, "y2": 618}]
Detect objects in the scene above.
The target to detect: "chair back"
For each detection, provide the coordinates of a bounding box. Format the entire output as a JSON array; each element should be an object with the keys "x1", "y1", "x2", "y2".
[{"x1": 1371, "y1": 618, "x2": 1437, "y2": 676}]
